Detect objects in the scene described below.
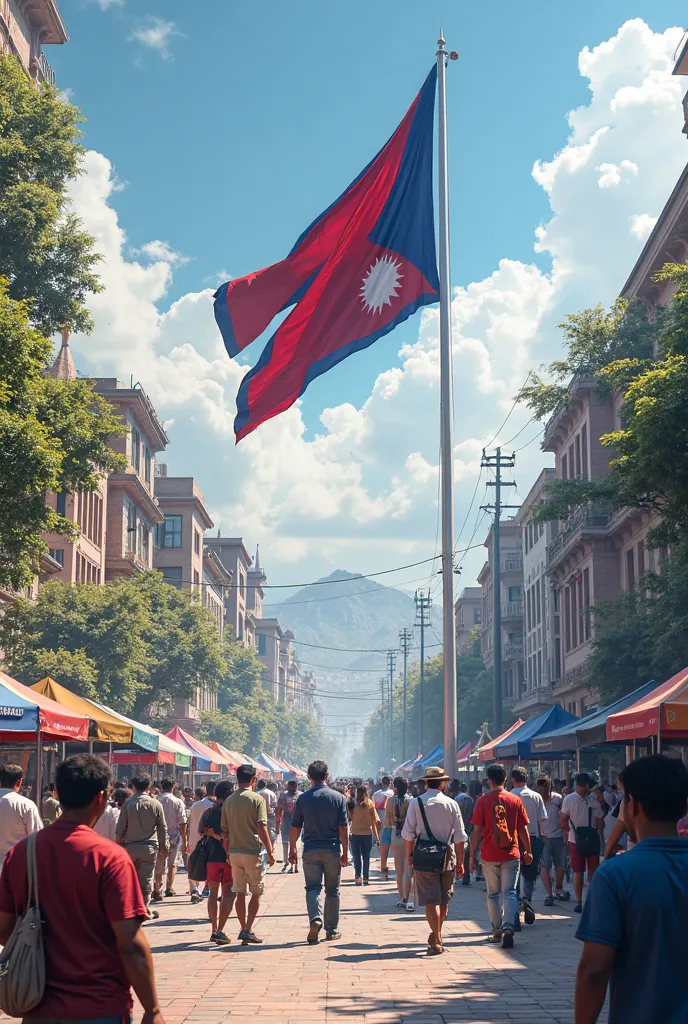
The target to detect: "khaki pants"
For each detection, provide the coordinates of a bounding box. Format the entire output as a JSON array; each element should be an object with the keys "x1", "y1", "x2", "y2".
[
  {"x1": 124, "y1": 842, "x2": 157, "y2": 906},
  {"x1": 229, "y1": 852, "x2": 265, "y2": 895}
]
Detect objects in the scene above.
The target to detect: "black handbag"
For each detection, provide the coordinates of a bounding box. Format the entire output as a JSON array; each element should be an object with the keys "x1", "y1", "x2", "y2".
[
  {"x1": 412, "y1": 797, "x2": 454, "y2": 874},
  {"x1": 188, "y1": 836, "x2": 210, "y2": 882},
  {"x1": 574, "y1": 803, "x2": 600, "y2": 858}
]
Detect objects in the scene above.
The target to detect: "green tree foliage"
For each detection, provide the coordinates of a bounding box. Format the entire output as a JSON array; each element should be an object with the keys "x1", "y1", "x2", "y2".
[
  {"x1": 197, "y1": 709, "x2": 248, "y2": 753},
  {"x1": 0, "y1": 55, "x2": 102, "y2": 334}
]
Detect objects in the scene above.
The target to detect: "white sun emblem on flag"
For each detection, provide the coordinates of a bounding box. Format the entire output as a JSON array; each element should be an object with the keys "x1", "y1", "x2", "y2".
[{"x1": 360, "y1": 255, "x2": 403, "y2": 314}]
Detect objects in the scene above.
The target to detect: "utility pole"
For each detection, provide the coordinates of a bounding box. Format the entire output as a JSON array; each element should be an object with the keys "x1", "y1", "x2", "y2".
[
  {"x1": 399, "y1": 628, "x2": 413, "y2": 761},
  {"x1": 387, "y1": 650, "x2": 397, "y2": 769},
  {"x1": 481, "y1": 447, "x2": 519, "y2": 736},
  {"x1": 414, "y1": 591, "x2": 432, "y2": 753},
  {"x1": 380, "y1": 676, "x2": 387, "y2": 772}
]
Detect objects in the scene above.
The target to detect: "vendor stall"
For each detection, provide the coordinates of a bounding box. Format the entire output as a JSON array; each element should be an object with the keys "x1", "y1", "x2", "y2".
[
  {"x1": 606, "y1": 666, "x2": 688, "y2": 753},
  {"x1": 477, "y1": 720, "x2": 525, "y2": 763},
  {"x1": 492, "y1": 706, "x2": 578, "y2": 761}
]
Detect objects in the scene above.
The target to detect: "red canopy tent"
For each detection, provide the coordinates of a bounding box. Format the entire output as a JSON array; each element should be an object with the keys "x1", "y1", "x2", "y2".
[
  {"x1": 478, "y1": 720, "x2": 525, "y2": 763},
  {"x1": 456, "y1": 739, "x2": 473, "y2": 767},
  {"x1": 606, "y1": 666, "x2": 688, "y2": 743},
  {"x1": 165, "y1": 726, "x2": 221, "y2": 771},
  {"x1": 0, "y1": 671, "x2": 90, "y2": 743}
]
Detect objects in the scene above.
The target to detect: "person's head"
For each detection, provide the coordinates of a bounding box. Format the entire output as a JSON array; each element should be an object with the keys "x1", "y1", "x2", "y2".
[
  {"x1": 237, "y1": 764, "x2": 257, "y2": 789},
  {"x1": 287, "y1": 779, "x2": 298, "y2": 793},
  {"x1": 620, "y1": 755, "x2": 688, "y2": 841},
  {"x1": 160, "y1": 777, "x2": 175, "y2": 793},
  {"x1": 113, "y1": 787, "x2": 130, "y2": 809},
  {"x1": 393, "y1": 776, "x2": 408, "y2": 800},
  {"x1": 381, "y1": 775, "x2": 391, "y2": 788},
  {"x1": 510, "y1": 766, "x2": 528, "y2": 788},
  {"x1": 267, "y1": 781, "x2": 277, "y2": 793},
  {"x1": 486, "y1": 763, "x2": 507, "y2": 790},
  {"x1": 131, "y1": 773, "x2": 151, "y2": 794},
  {"x1": 0, "y1": 764, "x2": 24, "y2": 792},
  {"x1": 536, "y1": 775, "x2": 552, "y2": 801},
  {"x1": 56, "y1": 755, "x2": 112, "y2": 822},
  {"x1": 423, "y1": 767, "x2": 449, "y2": 790},
  {"x1": 416, "y1": 780, "x2": 426, "y2": 793},
  {"x1": 574, "y1": 772, "x2": 592, "y2": 797},
  {"x1": 468, "y1": 779, "x2": 482, "y2": 799},
  {"x1": 256, "y1": 779, "x2": 267, "y2": 791},
  {"x1": 214, "y1": 780, "x2": 233, "y2": 804},
  {"x1": 459, "y1": 783, "x2": 467, "y2": 793},
  {"x1": 308, "y1": 760, "x2": 328, "y2": 785},
  {"x1": 356, "y1": 785, "x2": 371, "y2": 805},
  {"x1": 46, "y1": 782, "x2": 57, "y2": 795},
  {"x1": 205, "y1": 781, "x2": 216, "y2": 797},
  {"x1": 448, "y1": 778, "x2": 461, "y2": 797}
]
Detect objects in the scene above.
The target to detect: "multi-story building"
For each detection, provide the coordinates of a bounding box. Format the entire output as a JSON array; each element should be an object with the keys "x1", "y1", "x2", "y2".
[
  {"x1": 513, "y1": 469, "x2": 560, "y2": 718},
  {"x1": 202, "y1": 546, "x2": 231, "y2": 638},
  {"x1": 204, "y1": 537, "x2": 252, "y2": 644},
  {"x1": 478, "y1": 520, "x2": 524, "y2": 713},
  {"x1": 1, "y1": 0, "x2": 67, "y2": 86},
  {"x1": 455, "y1": 587, "x2": 481, "y2": 652},
  {"x1": 256, "y1": 618, "x2": 283, "y2": 700},
  {"x1": 153, "y1": 470, "x2": 213, "y2": 595}
]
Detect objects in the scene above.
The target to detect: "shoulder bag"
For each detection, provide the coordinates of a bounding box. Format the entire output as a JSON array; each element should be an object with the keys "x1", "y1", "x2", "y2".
[
  {"x1": 574, "y1": 800, "x2": 600, "y2": 858},
  {"x1": 0, "y1": 831, "x2": 46, "y2": 1017},
  {"x1": 411, "y1": 797, "x2": 454, "y2": 874}
]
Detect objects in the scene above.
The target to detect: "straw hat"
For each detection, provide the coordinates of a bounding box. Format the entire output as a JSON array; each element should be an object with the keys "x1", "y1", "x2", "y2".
[{"x1": 419, "y1": 766, "x2": 450, "y2": 783}]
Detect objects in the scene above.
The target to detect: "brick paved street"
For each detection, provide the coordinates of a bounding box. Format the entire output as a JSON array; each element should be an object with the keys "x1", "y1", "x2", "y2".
[{"x1": 140, "y1": 861, "x2": 608, "y2": 1024}]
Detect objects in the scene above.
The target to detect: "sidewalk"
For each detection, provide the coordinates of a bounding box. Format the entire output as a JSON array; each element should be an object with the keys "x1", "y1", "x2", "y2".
[{"x1": 142, "y1": 863, "x2": 608, "y2": 1024}]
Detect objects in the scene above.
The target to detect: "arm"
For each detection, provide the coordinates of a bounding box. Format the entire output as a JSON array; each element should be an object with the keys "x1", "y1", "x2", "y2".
[
  {"x1": 575, "y1": 941, "x2": 614, "y2": 1024},
  {"x1": 156, "y1": 807, "x2": 169, "y2": 853},
  {"x1": 404, "y1": 838, "x2": 414, "y2": 867},
  {"x1": 257, "y1": 821, "x2": 275, "y2": 866},
  {"x1": 469, "y1": 825, "x2": 482, "y2": 871},
  {"x1": 454, "y1": 841, "x2": 465, "y2": 877},
  {"x1": 179, "y1": 813, "x2": 188, "y2": 852},
  {"x1": 112, "y1": 918, "x2": 165, "y2": 1024},
  {"x1": 288, "y1": 824, "x2": 300, "y2": 863},
  {"x1": 517, "y1": 822, "x2": 533, "y2": 863},
  {"x1": 339, "y1": 825, "x2": 349, "y2": 867},
  {"x1": 559, "y1": 810, "x2": 570, "y2": 833},
  {"x1": 604, "y1": 817, "x2": 627, "y2": 859},
  {"x1": 370, "y1": 805, "x2": 380, "y2": 844},
  {"x1": 115, "y1": 802, "x2": 128, "y2": 845}
]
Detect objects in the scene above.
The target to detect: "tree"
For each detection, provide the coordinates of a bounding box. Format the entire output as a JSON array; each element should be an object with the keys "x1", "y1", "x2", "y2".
[{"x1": 197, "y1": 709, "x2": 248, "y2": 752}]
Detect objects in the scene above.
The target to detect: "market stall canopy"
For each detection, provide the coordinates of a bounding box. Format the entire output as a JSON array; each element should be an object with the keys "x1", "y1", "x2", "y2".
[
  {"x1": 478, "y1": 720, "x2": 525, "y2": 763},
  {"x1": 0, "y1": 672, "x2": 89, "y2": 743},
  {"x1": 165, "y1": 727, "x2": 219, "y2": 772},
  {"x1": 415, "y1": 744, "x2": 444, "y2": 768},
  {"x1": 530, "y1": 680, "x2": 659, "y2": 756},
  {"x1": 30, "y1": 678, "x2": 133, "y2": 744},
  {"x1": 91, "y1": 702, "x2": 159, "y2": 753},
  {"x1": 113, "y1": 729, "x2": 192, "y2": 768},
  {"x1": 493, "y1": 706, "x2": 579, "y2": 760},
  {"x1": 207, "y1": 742, "x2": 243, "y2": 772},
  {"x1": 240, "y1": 753, "x2": 269, "y2": 777},
  {"x1": 256, "y1": 752, "x2": 284, "y2": 775},
  {"x1": 606, "y1": 667, "x2": 688, "y2": 741},
  {"x1": 456, "y1": 739, "x2": 473, "y2": 766},
  {"x1": 396, "y1": 753, "x2": 423, "y2": 774}
]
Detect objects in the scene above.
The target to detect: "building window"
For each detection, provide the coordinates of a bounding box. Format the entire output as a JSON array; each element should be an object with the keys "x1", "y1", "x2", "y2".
[
  {"x1": 131, "y1": 427, "x2": 141, "y2": 471},
  {"x1": 157, "y1": 515, "x2": 182, "y2": 549},
  {"x1": 49, "y1": 548, "x2": 64, "y2": 566},
  {"x1": 193, "y1": 569, "x2": 200, "y2": 588},
  {"x1": 473, "y1": 606, "x2": 481, "y2": 625},
  {"x1": 626, "y1": 548, "x2": 635, "y2": 590},
  {"x1": 637, "y1": 541, "x2": 645, "y2": 578},
  {"x1": 126, "y1": 502, "x2": 137, "y2": 553},
  {"x1": 257, "y1": 633, "x2": 267, "y2": 655},
  {"x1": 582, "y1": 423, "x2": 588, "y2": 479},
  {"x1": 161, "y1": 567, "x2": 183, "y2": 588},
  {"x1": 144, "y1": 447, "x2": 152, "y2": 487},
  {"x1": 507, "y1": 586, "x2": 521, "y2": 603},
  {"x1": 194, "y1": 529, "x2": 200, "y2": 556},
  {"x1": 138, "y1": 522, "x2": 150, "y2": 564},
  {"x1": 561, "y1": 452, "x2": 568, "y2": 481},
  {"x1": 56, "y1": 491, "x2": 67, "y2": 517}
]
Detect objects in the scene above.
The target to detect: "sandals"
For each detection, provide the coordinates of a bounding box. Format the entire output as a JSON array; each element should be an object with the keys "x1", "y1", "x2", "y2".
[{"x1": 427, "y1": 934, "x2": 444, "y2": 955}]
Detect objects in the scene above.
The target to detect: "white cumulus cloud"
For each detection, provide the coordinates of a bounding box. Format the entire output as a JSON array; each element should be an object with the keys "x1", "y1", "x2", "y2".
[{"x1": 129, "y1": 18, "x2": 180, "y2": 59}]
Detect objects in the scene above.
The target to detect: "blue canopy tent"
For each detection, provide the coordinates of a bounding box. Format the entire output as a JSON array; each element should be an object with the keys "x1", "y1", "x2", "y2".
[
  {"x1": 415, "y1": 744, "x2": 443, "y2": 768},
  {"x1": 492, "y1": 705, "x2": 579, "y2": 760},
  {"x1": 256, "y1": 752, "x2": 284, "y2": 777},
  {"x1": 529, "y1": 679, "x2": 659, "y2": 757}
]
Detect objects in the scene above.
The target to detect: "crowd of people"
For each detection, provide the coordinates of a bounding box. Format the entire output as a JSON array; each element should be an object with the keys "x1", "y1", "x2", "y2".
[{"x1": 0, "y1": 751, "x2": 685, "y2": 1023}]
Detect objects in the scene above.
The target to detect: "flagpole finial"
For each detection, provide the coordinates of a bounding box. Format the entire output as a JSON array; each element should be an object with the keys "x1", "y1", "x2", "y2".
[{"x1": 438, "y1": 29, "x2": 446, "y2": 51}]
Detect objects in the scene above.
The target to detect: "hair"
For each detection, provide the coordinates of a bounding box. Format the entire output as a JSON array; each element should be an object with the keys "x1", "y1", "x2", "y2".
[
  {"x1": 468, "y1": 779, "x2": 482, "y2": 799},
  {"x1": 256, "y1": 779, "x2": 266, "y2": 790},
  {"x1": 206, "y1": 781, "x2": 216, "y2": 797},
  {"x1": 183, "y1": 786, "x2": 193, "y2": 795},
  {"x1": 381, "y1": 775, "x2": 391, "y2": 787},
  {"x1": 536, "y1": 775, "x2": 552, "y2": 798},
  {"x1": 393, "y1": 777, "x2": 408, "y2": 799},
  {"x1": 459, "y1": 783, "x2": 467, "y2": 792},
  {"x1": 575, "y1": 772, "x2": 592, "y2": 789},
  {"x1": 426, "y1": 777, "x2": 443, "y2": 789},
  {"x1": 160, "y1": 777, "x2": 175, "y2": 792},
  {"x1": 214, "y1": 780, "x2": 233, "y2": 801},
  {"x1": 130, "y1": 773, "x2": 151, "y2": 793},
  {"x1": 287, "y1": 778, "x2": 298, "y2": 787},
  {"x1": 356, "y1": 784, "x2": 372, "y2": 806},
  {"x1": 511, "y1": 766, "x2": 528, "y2": 785},
  {"x1": 0, "y1": 764, "x2": 24, "y2": 789},
  {"x1": 56, "y1": 755, "x2": 112, "y2": 810},
  {"x1": 308, "y1": 760, "x2": 328, "y2": 784},
  {"x1": 448, "y1": 778, "x2": 461, "y2": 794},
  {"x1": 267, "y1": 781, "x2": 277, "y2": 792},
  {"x1": 46, "y1": 782, "x2": 57, "y2": 794},
  {"x1": 487, "y1": 763, "x2": 507, "y2": 786},
  {"x1": 194, "y1": 786, "x2": 206, "y2": 799},
  {"x1": 620, "y1": 754, "x2": 688, "y2": 823},
  {"x1": 113, "y1": 787, "x2": 131, "y2": 808},
  {"x1": 237, "y1": 764, "x2": 257, "y2": 786}
]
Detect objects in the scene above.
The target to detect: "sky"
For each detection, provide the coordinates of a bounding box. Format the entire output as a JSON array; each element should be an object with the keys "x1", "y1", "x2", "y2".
[{"x1": 53, "y1": 0, "x2": 688, "y2": 601}]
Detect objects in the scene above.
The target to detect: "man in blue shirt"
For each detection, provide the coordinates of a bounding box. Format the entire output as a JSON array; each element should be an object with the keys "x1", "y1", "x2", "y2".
[
  {"x1": 290, "y1": 760, "x2": 349, "y2": 945},
  {"x1": 575, "y1": 753, "x2": 688, "y2": 1024}
]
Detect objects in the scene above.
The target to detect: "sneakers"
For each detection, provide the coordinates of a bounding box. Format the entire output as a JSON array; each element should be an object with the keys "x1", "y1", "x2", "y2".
[
  {"x1": 521, "y1": 900, "x2": 536, "y2": 925},
  {"x1": 502, "y1": 927, "x2": 514, "y2": 949},
  {"x1": 574, "y1": 903, "x2": 583, "y2": 914},
  {"x1": 211, "y1": 930, "x2": 231, "y2": 945},
  {"x1": 363, "y1": 879, "x2": 369, "y2": 886},
  {"x1": 281, "y1": 863, "x2": 289, "y2": 873},
  {"x1": 164, "y1": 888, "x2": 176, "y2": 897},
  {"x1": 397, "y1": 899, "x2": 407, "y2": 908},
  {"x1": 544, "y1": 895, "x2": 555, "y2": 907},
  {"x1": 202, "y1": 887, "x2": 211, "y2": 898},
  {"x1": 325, "y1": 930, "x2": 341, "y2": 941},
  {"x1": 190, "y1": 891, "x2": 203, "y2": 904},
  {"x1": 355, "y1": 877, "x2": 363, "y2": 886},
  {"x1": 146, "y1": 909, "x2": 160, "y2": 920},
  {"x1": 238, "y1": 929, "x2": 262, "y2": 945},
  {"x1": 150, "y1": 891, "x2": 164, "y2": 904},
  {"x1": 487, "y1": 931, "x2": 502, "y2": 944},
  {"x1": 307, "y1": 919, "x2": 323, "y2": 945},
  {"x1": 406, "y1": 901, "x2": 415, "y2": 913},
  {"x1": 554, "y1": 890, "x2": 571, "y2": 901}
]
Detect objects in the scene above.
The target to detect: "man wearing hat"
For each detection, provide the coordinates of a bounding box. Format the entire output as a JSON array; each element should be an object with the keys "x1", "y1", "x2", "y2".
[{"x1": 401, "y1": 766, "x2": 468, "y2": 955}]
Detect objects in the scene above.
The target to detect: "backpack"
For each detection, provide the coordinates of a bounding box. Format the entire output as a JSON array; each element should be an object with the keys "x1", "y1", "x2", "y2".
[
  {"x1": 491, "y1": 795, "x2": 515, "y2": 851},
  {"x1": 0, "y1": 831, "x2": 46, "y2": 1017}
]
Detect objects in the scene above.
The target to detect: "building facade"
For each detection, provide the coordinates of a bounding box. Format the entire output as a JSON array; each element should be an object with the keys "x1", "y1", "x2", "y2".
[
  {"x1": 455, "y1": 587, "x2": 481, "y2": 652},
  {"x1": 479, "y1": 521, "x2": 524, "y2": 714},
  {"x1": 1, "y1": 0, "x2": 67, "y2": 86}
]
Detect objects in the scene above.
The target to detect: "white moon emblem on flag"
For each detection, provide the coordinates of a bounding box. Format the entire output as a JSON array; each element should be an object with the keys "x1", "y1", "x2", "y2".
[{"x1": 360, "y1": 255, "x2": 403, "y2": 314}]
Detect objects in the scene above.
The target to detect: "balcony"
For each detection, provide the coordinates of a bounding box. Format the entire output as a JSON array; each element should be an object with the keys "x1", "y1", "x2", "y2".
[
  {"x1": 547, "y1": 503, "x2": 611, "y2": 567},
  {"x1": 501, "y1": 555, "x2": 523, "y2": 573},
  {"x1": 37, "y1": 52, "x2": 55, "y2": 87},
  {"x1": 504, "y1": 641, "x2": 524, "y2": 661},
  {"x1": 513, "y1": 684, "x2": 556, "y2": 714},
  {"x1": 502, "y1": 600, "x2": 523, "y2": 620},
  {"x1": 552, "y1": 662, "x2": 590, "y2": 696}
]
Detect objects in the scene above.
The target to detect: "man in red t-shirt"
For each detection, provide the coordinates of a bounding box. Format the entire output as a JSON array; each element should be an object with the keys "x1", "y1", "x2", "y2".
[
  {"x1": 470, "y1": 762, "x2": 532, "y2": 949},
  {"x1": 0, "y1": 754, "x2": 165, "y2": 1024}
]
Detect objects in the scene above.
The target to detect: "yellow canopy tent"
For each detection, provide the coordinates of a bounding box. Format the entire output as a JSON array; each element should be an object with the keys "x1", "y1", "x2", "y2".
[{"x1": 31, "y1": 677, "x2": 132, "y2": 744}]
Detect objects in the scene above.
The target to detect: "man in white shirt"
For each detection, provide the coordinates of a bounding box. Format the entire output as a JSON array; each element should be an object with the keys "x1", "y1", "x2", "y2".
[
  {"x1": 510, "y1": 767, "x2": 547, "y2": 926},
  {"x1": 153, "y1": 777, "x2": 188, "y2": 900},
  {"x1": 373, "y1": 777, "x2": 394, "y2": 877},
  {"x1": 535, "y1": 775, "x2": 570, "y2": 906},
  {"x1": 188, "y1": 786, "x2": 214, "y2": 902},
  {"x1": 560, "y1": 772, "x2": 604, "y2": 914},
  {"x1": 402, "y1": 766, "x2": 467, "y2": 956},
  {"x1": 0, "y1": 763, "x2": 42, "y2": 868}
]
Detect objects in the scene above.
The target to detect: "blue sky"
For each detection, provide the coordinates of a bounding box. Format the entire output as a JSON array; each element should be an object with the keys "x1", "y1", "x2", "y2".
[{"x1": 58, "y1": 2, "x2": 687, "y2": 594}]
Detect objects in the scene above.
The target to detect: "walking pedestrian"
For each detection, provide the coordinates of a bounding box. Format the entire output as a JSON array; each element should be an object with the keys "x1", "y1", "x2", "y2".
[
  {"x1": 276, "y1": 779, "x2": 301, "y2": 872},
  {"x1": 93, "y1": 786, "x2": 129, "y2": 842},
  {"x1": 510, "y1": 766, "x2": 547, "y2": 927},
  {"x1": 349, "y1": 785, "x2": 380, "y2": 885},
  {"x1": 454, "y1": 783, "x2": 476, "y2": 885},
  {"x1": 402, "y1": 766, "x2": 467, "y2": 956},
  {"x1": 154, "y1": 777, "x2": 188, "y2": 899},
  {"x1": 387, "y1": 777, "x2": 413, "y2": 908},
  {"x1": 0, "y1": 754, "x2": 165, "y2": 1024},
  {"x1": 469, "y1": 762, "x2": 532, "y2": 950},
  {"x1": 116, "y1": 773, "x2": 168, "y2": 920},
  {"x1": 221, "y1": 764, "x2": 274, "y2": 945},
  {"x1": 560, "y1": 772, "x2": 604, "y2": 914},
  {"x1": 187, "y1": 785, "x2": 214, "y2": 903},
  {"x1": 0, "y1": 764, "x2": 42, "y2": 869},
  {"x1": 200, "y1": 779, "x2": 235, "y2": 945},
  {"x1": 575, "y1": 754, "x2": 688, "y2": 1024},
  {"x1": 535, "y1": 775, "x2": 570, "y2": 905},
  {"x1": 256, "y1": 778, "x2": 277, "y2": 847},
  {"x1": 373, "y1": 776, "x2": 394, "y2": 877},
  {"x1": 289, "y1": 760, "x2": 349, "y2": 945},
  {"x1": 41, "y1": 783, "x2": 61, "y2": 826}
]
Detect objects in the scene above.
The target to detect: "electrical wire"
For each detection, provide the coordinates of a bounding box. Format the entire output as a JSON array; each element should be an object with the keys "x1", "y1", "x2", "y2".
[
  {"x1": 263, "y1": 571, "x2": 439, "y2": 608},
  {"x1": 502, "y1": 415, "x2": 536, "y2": 449},
  {"x1": 453, "y1": 466, "x2": 483, "y2": 556},
  {"x1": 513, "y1": 428, "x2": 545, "y2": 454},
  {"x1": 483, "y1": 372, "x2": 531, "y2": 450},
  {"x1": 291, "y1": 638, "x2": 435, "y2": 654}
]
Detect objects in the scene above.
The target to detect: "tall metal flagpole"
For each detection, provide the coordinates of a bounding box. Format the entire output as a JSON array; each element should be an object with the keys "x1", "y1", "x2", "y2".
[{"x1": 437, "y1": 32, "x2": 458, "y2": 780}]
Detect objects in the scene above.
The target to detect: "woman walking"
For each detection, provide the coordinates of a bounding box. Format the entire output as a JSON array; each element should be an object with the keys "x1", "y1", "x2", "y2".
[
  {"x1": 386, "y1": 777, "x2": 413, "y2": 908},
  {"x1": 349, "y1": 785, "x2": 380, "y2": 885}
]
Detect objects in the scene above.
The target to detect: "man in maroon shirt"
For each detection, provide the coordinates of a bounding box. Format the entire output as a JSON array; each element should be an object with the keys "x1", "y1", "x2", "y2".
[{"x1": 0, "y1": 755, "x2": 165, "y2": 1024}]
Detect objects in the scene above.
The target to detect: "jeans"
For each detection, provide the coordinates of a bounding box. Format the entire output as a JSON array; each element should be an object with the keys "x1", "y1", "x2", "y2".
[
  {"x1": 482, "y1": 859, "x2": 521, "y2": 933},
  {"x1": 350, "y1": 834, "x2": 373, "y2": 880},
  {"x1": 519, "y1": 836, "x2": 543, "y2": 903},
  {"x1": 302, "y1": 847, "x2": 341, "y2": 932}
]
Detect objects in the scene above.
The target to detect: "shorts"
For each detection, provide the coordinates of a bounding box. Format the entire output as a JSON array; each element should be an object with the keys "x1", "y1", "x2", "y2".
[
  {"x1": 542, "y1": 836, "x2": 566, "y2": 871},
  {"x1": 206, "y1": 861, "x2": 233, "y2": 885},
  {"x1": 380, "y1": 826, "x2": 393, "y2": 846},
  {"x1": 229, "y1": 852, "x2": 265, "y2": 896},
  {"x1": 414, "y1": 868, "x2": 455, "y2": 907},
  {"x1": 568, "y1": 841, "x2": 600, "y2": 875}
]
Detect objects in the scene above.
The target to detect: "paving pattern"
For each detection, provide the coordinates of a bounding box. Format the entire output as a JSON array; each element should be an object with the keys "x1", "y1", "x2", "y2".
[{"x1": 140, "y1": 859, "x2": 608, "y2": 1024}]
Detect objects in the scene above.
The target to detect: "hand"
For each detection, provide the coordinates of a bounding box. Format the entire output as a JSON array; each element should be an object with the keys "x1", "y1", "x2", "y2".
[
  {"x1": 341, "y1": 853, "x2": 349, "y2": 867},
  {"x1": 142, "y1": 1010, "x2": 166, "y2": 1024},
  {"x1": 455, "y1": 863, "x2": 464, "y2": 879},
  {"x1": 522, "y1": 851, "x2": 533, "y2": 866},
  {"x1": 406, "y1": 857, "x2": 414, "y2": 870},
  {"x1": 289, "y1": 848, "x2": 298, "y2": 864},
  {"x1": 181, "y1": 843, "x2": 188, "y2": 854},
  {"x1": 268, "y1": 852, "x2": 276, "y2": 867}
]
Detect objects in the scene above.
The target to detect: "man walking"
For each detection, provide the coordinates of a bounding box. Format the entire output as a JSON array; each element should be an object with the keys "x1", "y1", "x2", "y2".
[
  {"x1": 154, "y1": 777, "x2": 188, "y2": 900},
  {"x1": 187, "y1": 784, "x2": 214, "y2": 903},
  {"x1": 402, "y1": 766, "x2": 467, "y2": 956},
  {"x1": 0, "y1": 764, "x2": 42, "y2": 869},
  {"x1": 221, "y1": 764, "x2": 275, "y2": 945},
  {"x1": 454, "y1": 783, "x2": 475, "y2": 885},
  {"x1": 276, "y1": 778, "x2": 300, "y2": 872},
  {"x1": 256, "y1": 778, "x2": 277, "y2": 848},
  {"x1": 116, "y1": 773, "x2": 168, "y2": 919},
  {"x1": 289, "y1": 760, "x2": 349, "y2": 945},
  {"x1": 470, "y1": 763, "x2": 532, "y2": 949},
  {"x1": 200, "y1": 780, "x2": 235, "y2": 945},
  {"x1": 373, "y1": 776, "x2": 394, "y2": 877},
  {"x1": 560, "y1": 772, "x2": 604, "y2": 914},
  {"x1": 536, "y1": 775, "x2": 570, "y2": 905},
  {"x1": 575, "y1": 755, "x2": 688, "y2": 1024},
  {"x1": 510, "y1": 766, "x2": 547, "y2": 926}
]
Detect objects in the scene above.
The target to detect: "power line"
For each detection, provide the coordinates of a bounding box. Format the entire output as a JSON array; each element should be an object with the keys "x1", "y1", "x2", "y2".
[
  {"x1": 514, "y1": 428, "x2": 545, "y2": 454},
  {"x1": 502, "y1": 415, "x2": 536, "y2": 448},
  {"x1": 263, "y1": 570, "x2": 438, "y2": 608},
  {"x1": 483, "y1": 372, "x2": 531, "y2": 450},
  {"x1": 453, "y1": 466, "x2": 483, "y2": 556}
]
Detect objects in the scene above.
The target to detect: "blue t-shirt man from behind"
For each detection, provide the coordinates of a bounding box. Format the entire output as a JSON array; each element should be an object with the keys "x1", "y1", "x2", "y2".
[
  {"x1": 289, "y1": 760, "x2": 349, "y2": 946},
  {"x1": 575, "y1": 753, "x2": 688, "y2": 1024}
]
